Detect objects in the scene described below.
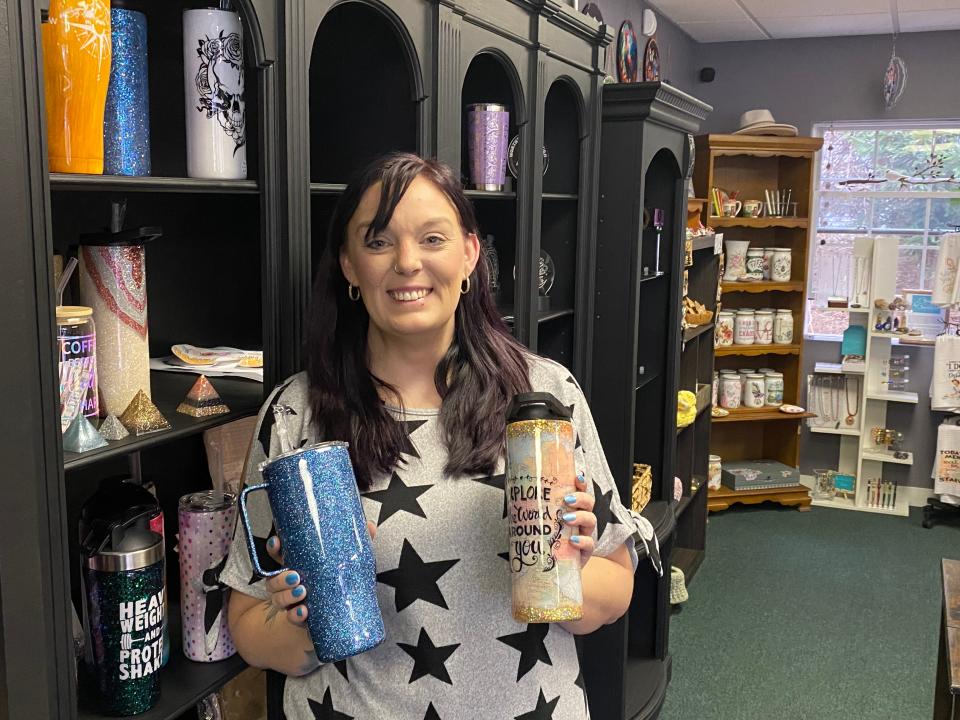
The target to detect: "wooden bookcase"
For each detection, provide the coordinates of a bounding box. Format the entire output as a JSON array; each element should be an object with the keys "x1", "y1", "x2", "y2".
[{"x1": 692, "y1": 134, "x2": 823, "y2": 512}]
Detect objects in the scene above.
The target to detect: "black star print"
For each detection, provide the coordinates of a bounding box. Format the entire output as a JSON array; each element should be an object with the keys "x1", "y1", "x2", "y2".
[
  {"x1": 377, "y1": 539, "x2": 459, "y2": 612},
  {"x1": 397, "y1": 418, "x2": 428, "y2": 459},
  {"x1": 575, "y1": 433, "x2": 582, "y2": 450},
  {"x1": 257, "y1": 378, "x2": 295, "y2": 455},
  {"x1": 515, "y1": 688, "x2": 560, "y2": 720},
  {"x1": 592, "y1": 479, "x2": 622, "y2": 540},
  {"x1": 497, "y1": 624, "x2": 553, "y2": 680},
  {"x1": 397, "y1": 627, "x2": 460, "y2": 684},
  {"x1": 248, "y1": 522, "x2": 283, "y2": 584},
  {"x1": 574, "y1": 669, "x2": 588, "y2": 712},
  {"x1": 423, "y1": 702, "x2": 442, "y2": 720},
  {"x1": 308, "y1": 687, "x2": 353, "y2": 720},
  {"x1": 498, "y1": 550, "x2": 510, "y2": 562},
  {"x1": 333, "y1": 660, "x2": 348, "y2": 682},
  {"x1": 471, "y1": 472, "x2": 507, "y2": 518},
  {"x1": 565, "y1": 375, "x2": 578, "y2": 387},
  {"x1": 364, "y1": 472, "x2": 430, "y2": 526}
]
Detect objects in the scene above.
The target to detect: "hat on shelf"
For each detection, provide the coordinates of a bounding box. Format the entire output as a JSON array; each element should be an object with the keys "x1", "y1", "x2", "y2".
[{"x1": 732, "y1": 109, "x2": 798, "y2": 137}]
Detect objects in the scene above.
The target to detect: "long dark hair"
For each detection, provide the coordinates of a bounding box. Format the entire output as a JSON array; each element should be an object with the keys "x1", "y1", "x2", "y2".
[{"x1": 305, "y1": 152, "x2": 531, "y2": 489}]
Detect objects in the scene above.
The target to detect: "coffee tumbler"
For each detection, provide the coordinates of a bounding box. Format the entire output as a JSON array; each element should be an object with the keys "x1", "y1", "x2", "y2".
[
  {"x1": 240, "y1": 409, "x2": 384, "y2": 662},
  {"x1": 505, "y1": 392, "x2": 583, "y2": 623}
]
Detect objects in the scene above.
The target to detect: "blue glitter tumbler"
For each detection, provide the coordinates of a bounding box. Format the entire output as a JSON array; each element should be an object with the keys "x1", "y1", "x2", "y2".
[
  {"x1": 103, "y1": 7, "x2": 150, "y2": 176},
  {"x1": 240, "y1": 440, "x2": 385, "y2": 663}
]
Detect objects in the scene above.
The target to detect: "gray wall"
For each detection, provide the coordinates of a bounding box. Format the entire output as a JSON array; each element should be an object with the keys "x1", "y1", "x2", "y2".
[{"x1": 689, "y1": 29, "x2": 960, "y2": 489}]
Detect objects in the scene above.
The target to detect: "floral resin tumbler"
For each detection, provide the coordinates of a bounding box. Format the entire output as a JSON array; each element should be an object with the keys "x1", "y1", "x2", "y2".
[
  {"x1": 183, "y1": 9, "x2": 247, "y2": 179},
  {"x1": 466, "y1": 103, "x2": 510, "y2": 191}
]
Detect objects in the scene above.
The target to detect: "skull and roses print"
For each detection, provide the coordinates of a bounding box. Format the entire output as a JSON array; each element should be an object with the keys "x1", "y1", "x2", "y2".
[{"x1": 220, "y1": 356, "x2": 658, "y2": 720}]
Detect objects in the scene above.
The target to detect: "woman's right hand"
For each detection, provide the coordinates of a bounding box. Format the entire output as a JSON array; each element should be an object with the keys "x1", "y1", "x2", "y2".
[{"x1": 264, "y1": 522, "x2": 377, "y2": 627}]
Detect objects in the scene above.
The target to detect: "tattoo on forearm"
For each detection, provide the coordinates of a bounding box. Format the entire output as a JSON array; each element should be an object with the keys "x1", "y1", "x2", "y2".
[{"x1": 298, "y1": 649, "x2": 321, "y2": 674}]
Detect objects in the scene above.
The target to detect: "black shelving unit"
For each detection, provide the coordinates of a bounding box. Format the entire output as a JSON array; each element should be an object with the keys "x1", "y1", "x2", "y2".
[{"x1": 584, "y1": 82, "x2": 710, "y2": 720}]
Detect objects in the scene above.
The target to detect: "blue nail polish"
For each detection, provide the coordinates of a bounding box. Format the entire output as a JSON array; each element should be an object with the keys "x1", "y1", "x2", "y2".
[
  {"x1": 296, "y1": 607, "x2": 304, "y2": 618},
  {"x1": 292, "y1": 586, "x2": 305, "y2": 598},
  {"x1": 268, "y1": 537, "x2": 276, "y2": 549},
  {"x1": 285, "y1": 572, "x2": 299, "y2": 586},
  {"x1": 570, "y1": 535, "x2": 581, "y2": 544},
  {"x1": 563, "y1": 512, "x2": 577, "y2": 523},
  {"x1": 564, "y1": 494, "x2": 577, "y2": 505}
]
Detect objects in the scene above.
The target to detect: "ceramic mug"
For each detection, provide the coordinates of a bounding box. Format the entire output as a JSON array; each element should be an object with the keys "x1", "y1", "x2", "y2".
[
  {"x1": 743, "y1": 200, "x2": 763, "y2": 218},
  {"x1": 722, "y1": 199, "x2": 742, "y2": 217}
]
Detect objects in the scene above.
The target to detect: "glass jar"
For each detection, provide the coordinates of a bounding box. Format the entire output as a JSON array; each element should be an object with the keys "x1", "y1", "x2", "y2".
[
  {"x1": 744, "y1": 373, "x2": 766, "y2": 408},
  {"x1": 812, "y1": 468, "x2": 836, "y2": 500},
  {"x1": 765, "y1": 372, "x2": 784, "y2": 406},
  {"x1": 774, "y1": 309, "x2": 794, "y2": 344},
  {"x1": 744, "y1": 248, "x2": 764, "y2": 281},
  {"x1": 754, "y1": 310, "x2": 774, "y2": 345},
  {"x1": 734, "y1": 310, "x2": 756, "y2": 345},
  {"x1": 771, "y1": 248, "x2": 792, "y2": 282},
  {"x1": 762, "y1": 248, "x2": 774, "y2": 280},
  {"x1": 708, "y1": 455, "x2": 722, "y2": 490},
  {"x1": 712, "y1": 371, "x2": 719, "y2": 407},
  {"x1": 720, "y1": 374, "x2": 742, "y2": 409},
  {"x1": 715, "y1": 311, "x2": 735, "y2": 347},
  {"x1": 57, "y1": 305, "x2": 98, "y2": 431}
]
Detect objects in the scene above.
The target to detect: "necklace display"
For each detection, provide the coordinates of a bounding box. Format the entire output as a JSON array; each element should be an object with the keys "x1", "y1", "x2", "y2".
[
  {"x1": 813, "y1": 376, "x2": 841, "y2": 427},
  {"x1": 844, "y1": 376, "x2": 861, "y2": 426}
]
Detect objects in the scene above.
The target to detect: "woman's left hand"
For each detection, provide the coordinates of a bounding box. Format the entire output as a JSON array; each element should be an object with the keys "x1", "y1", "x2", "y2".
[{"x1": 562, "y1": 472, "x2": 597, "y2": 568}]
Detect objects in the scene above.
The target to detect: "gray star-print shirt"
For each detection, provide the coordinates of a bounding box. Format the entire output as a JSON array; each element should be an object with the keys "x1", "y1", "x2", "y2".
[{"x1": 220, "y1": 354, "x2": 657, "y2": 720}]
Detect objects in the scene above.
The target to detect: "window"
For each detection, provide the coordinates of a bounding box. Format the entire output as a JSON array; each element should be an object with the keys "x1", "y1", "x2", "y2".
[{"x1": 806, "y1": 123, "x2": 960, "y2": 338}]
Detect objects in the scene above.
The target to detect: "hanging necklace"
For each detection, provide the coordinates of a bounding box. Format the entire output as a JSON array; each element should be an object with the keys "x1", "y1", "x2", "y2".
[{"x1": 845, "y1": 377, "x2": 861, "y2": 426}]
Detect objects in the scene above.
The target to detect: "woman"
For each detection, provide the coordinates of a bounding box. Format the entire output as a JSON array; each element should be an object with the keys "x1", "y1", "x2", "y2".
[{"x1": 221, "y1": 153, "x2": 655, "y2": 719}]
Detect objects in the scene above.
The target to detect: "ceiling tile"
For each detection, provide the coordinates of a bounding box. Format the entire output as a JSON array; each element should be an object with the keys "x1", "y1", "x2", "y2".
[
  {"x1": 760, "y1": 13, "x2": 894, "y2": 37},
  {"x1": 677, "y1": 19, "x2": 771, "y2": 42},
  {"x1": 647, "y1": 0, "x2": 746, "y2": 24},
  {"x1": 897, "y1": 0, "x2": 960, "y2": 11},
  {"x1": 898, "y1": 8, "x2": 960, "y2": 30},
  {"x1": 742, "y1": 0, "x2": 889, "y2": 18}
]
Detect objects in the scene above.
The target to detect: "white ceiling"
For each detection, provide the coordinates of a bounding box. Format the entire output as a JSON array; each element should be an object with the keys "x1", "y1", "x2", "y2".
[{"x1": 649, "y1": 0, "x2": 960, "y2": 42}]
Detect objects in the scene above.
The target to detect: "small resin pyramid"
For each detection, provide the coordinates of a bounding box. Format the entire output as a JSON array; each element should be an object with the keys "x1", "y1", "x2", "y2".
[
  {"x1": 177, "y1": 375, "x2": 230, "y2": 417},
  {"x1": 120, "y1": 389, "x2": 172, "y2": 436},
  {"x1": 98, "y1": 413, "x2": 129, "y2": 441},
  {"x1": 63, "y1": 413, "x2": 108, "y2": 453}
]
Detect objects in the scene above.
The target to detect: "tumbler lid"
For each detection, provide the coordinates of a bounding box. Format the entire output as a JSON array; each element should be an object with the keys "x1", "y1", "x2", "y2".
[
  {"x1": 179, "y1": 490, "x2": 237, "y2": 513},
  {"x1": 258, "y1": 440, "x2": 351, "y2": 472},
  {"x1": 506, "y1": 392, "x2": 573, "y2": 423},
  {"x1": 466, "y1": 102, "x2": 508, "y2": 113},
  {"x1": 56, "y1": 305, "x2": 93, "y2": 319},
  {"x1": 85, "y1": 529, "x2": 163, "y2": 571}
]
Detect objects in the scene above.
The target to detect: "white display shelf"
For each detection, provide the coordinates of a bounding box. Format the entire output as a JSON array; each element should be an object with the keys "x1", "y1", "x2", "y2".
[
  {"x1": 866, "y1": 390, "x2": 919, "y2": 404},
  {"x1": 861, "y1": 450, "x2": 914, "y2": 466},
  {"x1": 817, "y1": 307, "x2": 870, "y2": 314},
  {"x1": 809, "y1": 494, "x2": 910, "y2": 517},
  {"x1": 814, "y1": 362, "x2": 865, "y2": 375},
  {"x1": 810, "y1": 426, "x2": 861, "y2": 436}
]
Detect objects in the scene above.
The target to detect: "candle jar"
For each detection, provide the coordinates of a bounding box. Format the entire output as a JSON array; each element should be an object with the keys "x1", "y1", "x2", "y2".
[
  {"x1": 720, "y1": 374, "x2": 742, "y2": 409},
  {"x1": 774, "y1": 309, "x2": 794, "y2": 344},
  {"x1": 715, "y1": 311, "x2": 735, "y2": 347},
  {"x1": 744, "y1": 373, "x2": 766, "y2": 408},
  {"x1": 712, "y1": 372, "x2": 719, "y2": 407},
  {"x1": 708, "y1": 455, "x2": 722, "y2": 490},
  {"x1": 734, "y1": 310, "x2": 756, "y2": 345},
  {"x1": 57, "y1": 305, "x2": 99, "y2": 430},
  {"x1": 765, "y1": 372, "x2": 784, "y2": 406},
  {"x1": 762, "y1": 248, "x2": 774, "y2": 280},
  {"x1": 744, "y1": 248, "x2": 764, "y2": 281},
  {"x1": 812, "y1": 469, "x2": 836, "y2": 500},
  {"x1": 771, "y1": 248, "x2": 792, "y2": 282},
  {"x1": 754, "y1": 310, "x2": 774, "y2": 345}
]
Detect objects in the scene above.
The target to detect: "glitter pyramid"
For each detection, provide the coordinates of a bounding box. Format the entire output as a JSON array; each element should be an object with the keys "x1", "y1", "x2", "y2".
[
  {"x1": 120, "y1": 389, "x2": 172, "y2": 435},
  {"x1": 63, "y1": 413, "x2": 108, "y2": 453},
  {"x1": 98, "y1": 413, "x2": 129, "y2": 441},
  {"x1": 177, "y1": 375, "x2": 230, "y2": 417}
]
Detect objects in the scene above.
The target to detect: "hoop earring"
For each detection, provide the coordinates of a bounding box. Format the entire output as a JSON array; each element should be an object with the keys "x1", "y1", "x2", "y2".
[
  {"x1": 460, "y1": 276, "x2": 471, "y2": 295},
  {"x1": 348, "y1": 284, "x2": 361, "y2": 301}
]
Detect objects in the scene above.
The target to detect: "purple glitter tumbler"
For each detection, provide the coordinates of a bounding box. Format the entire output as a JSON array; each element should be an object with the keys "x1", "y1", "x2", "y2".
[{"x1": 466, "y1": 103, "x2": 510, "y2": 191}]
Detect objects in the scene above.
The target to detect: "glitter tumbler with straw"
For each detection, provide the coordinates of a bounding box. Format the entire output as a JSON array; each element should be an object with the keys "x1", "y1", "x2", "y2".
[
  {"x1": 240, "y1": 406, "x2": 385, "y2": 663},
  {"x1": 103, "y1": 3, "x2": 151, "y2": 176},
  {"x1": 466, "y1": 103, "x2": 510, "y2": 191},
  {"x1": 505, "y1": 392, "x2": 583, "y2": 623},
  {"x1": 179, "y1": 490, "x2": 237, "y2": 662},
  {"x1": 79, "y1": 200, "x2": 161, "y2": 417}
]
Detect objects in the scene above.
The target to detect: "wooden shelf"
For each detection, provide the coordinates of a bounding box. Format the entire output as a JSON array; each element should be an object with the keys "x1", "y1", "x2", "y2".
[
  {"x1": 538, "y1": 307, "x2": 575, "y2": 323},
  {"x1": 464, "y1": 188, "x2": 516, "y2": 199},
  {"x1": 51, "y1": 173, "x2": 259, "y2": 194},
  {"x1": 542, "y1": 192, "x2": 578, "y2": 200},
  {"x1": 721, "y1": 280, "x2": 804, "y2": 294},
  {"x1": 682, "y1": 322, "x2": 714, "y2": 344},
  {"x1": 712, "y1": 407, "x2": 813, "y2": 423},
  {"x1": 672, "y1": 547, "x2": 705, "y2": 582},
  {"x1": 715, "y1": 343, "x2": 800, "y2": 357},
  {"x1": 64, "y1": 373, "x2": 263, "y2": 471},
  {"x1": 708, "y1": 483, "x2": 811, "y2": 512},
  {"x1": 709, "y1": 216, "x2": 808, "y2": 229},
  {"x1": 310, "y1": 182, "x2": 347, "y2": 195}
]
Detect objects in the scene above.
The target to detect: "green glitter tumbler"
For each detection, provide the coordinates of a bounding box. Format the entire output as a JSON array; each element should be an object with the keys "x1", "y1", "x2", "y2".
[{"x1": 82, "y1": 526, "x2": 164, "y2": 716}]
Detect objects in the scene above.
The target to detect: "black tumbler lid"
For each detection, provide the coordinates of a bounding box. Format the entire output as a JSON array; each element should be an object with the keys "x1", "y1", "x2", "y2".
[{"x1": 506, "y1": 392, "x2": 573, "y2": 422}]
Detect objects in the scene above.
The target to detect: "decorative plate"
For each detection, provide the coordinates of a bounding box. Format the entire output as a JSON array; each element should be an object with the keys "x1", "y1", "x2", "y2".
[
  {"x1": 643, "y1": 36, "x2": 660, "y2": 82},
  {"x1": 711, "y1": 407, "x2": 729, "y2": 418},
  {"x1": 506, "y1": 135, "x2": 550, "y2": 180},
  {"x1": 779, "y1": 404, "x2": 806, "y2": 414},
  {"x1": 617, "y1": 20, "x2": 638, "y2": 83}
]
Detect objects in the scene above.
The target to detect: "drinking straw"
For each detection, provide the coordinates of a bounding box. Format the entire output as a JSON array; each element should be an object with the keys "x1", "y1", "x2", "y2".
[{"x1": 57, "y1": 256, "x2": 78, "y2": 307}]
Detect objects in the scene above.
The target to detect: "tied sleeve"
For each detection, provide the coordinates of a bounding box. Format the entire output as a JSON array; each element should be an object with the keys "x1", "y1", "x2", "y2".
[{"x1": 220, "y1": 375, "x2": 308, "y2": 601}]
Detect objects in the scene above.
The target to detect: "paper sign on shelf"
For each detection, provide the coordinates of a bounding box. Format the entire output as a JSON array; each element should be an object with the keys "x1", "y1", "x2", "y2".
[{"x1": 714, "y1": 232, "x2": 723, "y2": 256}]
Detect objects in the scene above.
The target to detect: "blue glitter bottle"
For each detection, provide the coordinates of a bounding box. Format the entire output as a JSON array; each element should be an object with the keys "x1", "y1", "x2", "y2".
[
  {"x1": 240, "y1": 408, "x2": 384, "y2": 663},
  {"x1": 103, "y1": 4, "x2": 151, "y2": 176}
]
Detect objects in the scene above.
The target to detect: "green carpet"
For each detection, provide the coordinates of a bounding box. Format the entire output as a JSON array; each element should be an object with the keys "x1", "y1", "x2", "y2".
[{"x1": 660, "y1": 504, "x2": 960, "y2": 720}]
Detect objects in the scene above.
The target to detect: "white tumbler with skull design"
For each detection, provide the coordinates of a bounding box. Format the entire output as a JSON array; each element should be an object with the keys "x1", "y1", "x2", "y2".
[{"x1": 183, "y1": 9, "x2": 247, "y2": 179}]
